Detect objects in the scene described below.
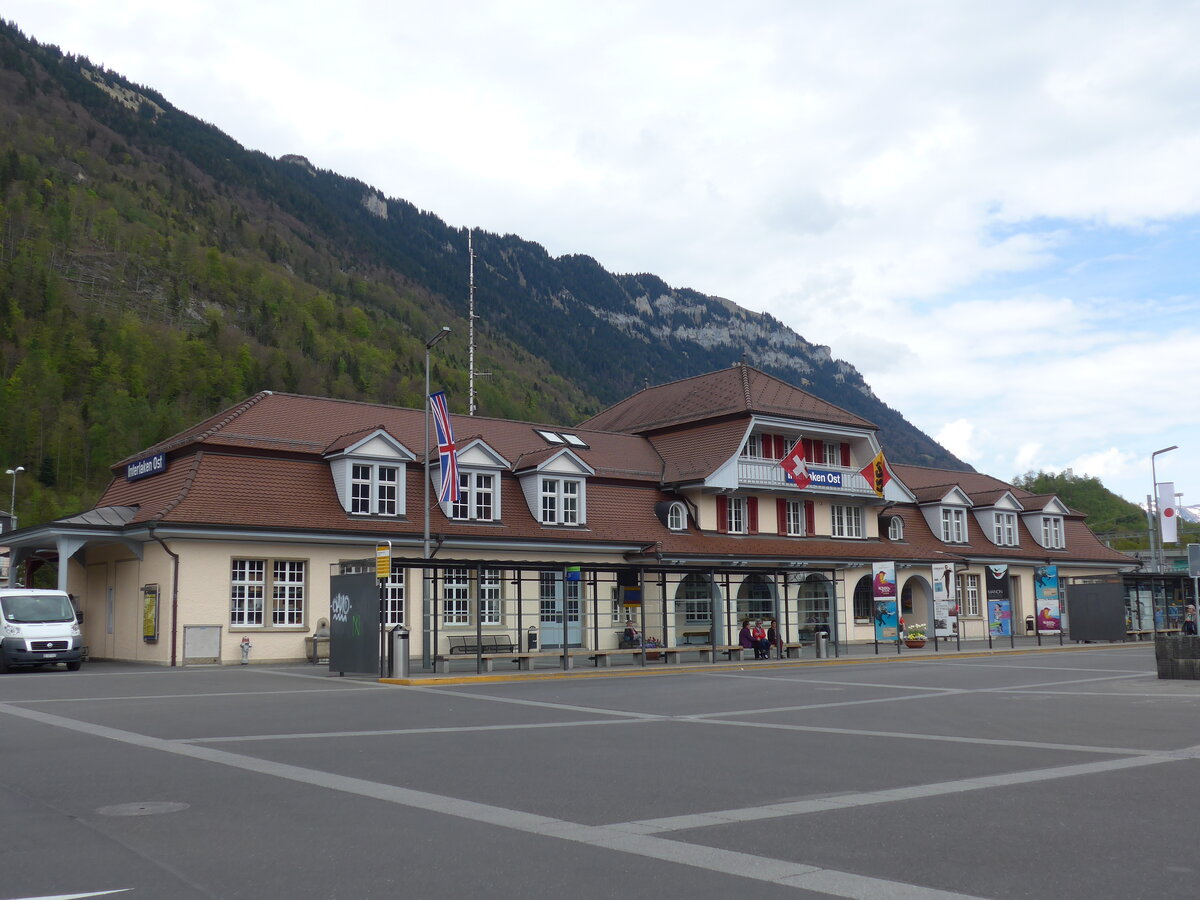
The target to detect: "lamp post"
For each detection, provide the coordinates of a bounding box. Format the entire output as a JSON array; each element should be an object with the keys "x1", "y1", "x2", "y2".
[
  {"x1": 1151, "y1": 445, "x2": 1178, "y2": 574},
  {"x1": 5, "y1": 466, "x2": 23, "y2": 531},
  {"x1": 422, "y1": 326, "x2": 451, "y2": 669}
]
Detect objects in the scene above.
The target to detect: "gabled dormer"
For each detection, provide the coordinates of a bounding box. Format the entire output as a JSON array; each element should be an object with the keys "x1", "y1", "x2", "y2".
[
  {"x1": 437, "y1": 438, "x2": 511, "y2": 523},
  {"x1": 515, "y1": 448, "x2": 595, "y2": 526},
  {"x1": 915, "y1": 485, "x2": 973, "y2": 544},
  {"x1": 324, "y1": 427, "x2": 416, "y2": 516},
  {"x1": 1020, "y1": 495, "x2": 1071, "y2": 550},
  {"x1": 970, "y1": 490, "x2": 1025, "y2": 548}
]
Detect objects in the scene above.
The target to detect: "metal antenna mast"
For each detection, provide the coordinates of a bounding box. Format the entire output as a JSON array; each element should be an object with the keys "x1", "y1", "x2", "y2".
[
  {"x1": 467, "y1": 229, "x2": 490, "y2": 415},
  {"x1": 468, "y1": 230, "x2": 477, "y2": 415}
]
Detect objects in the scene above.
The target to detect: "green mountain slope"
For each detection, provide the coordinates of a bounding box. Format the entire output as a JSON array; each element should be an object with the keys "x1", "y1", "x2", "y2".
[{"x1": 0, "y1": 18, "x2": 967, "y2": 530}]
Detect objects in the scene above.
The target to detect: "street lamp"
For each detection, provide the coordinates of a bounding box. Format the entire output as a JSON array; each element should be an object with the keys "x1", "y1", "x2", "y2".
[
  {"x1": 5, "y1": 466, "x2": 24, "y2": 531},
  {"x1": 1151, "y1": 445, "x2": 1178, "y2": 573},
  {"x1": 422, "y1": 326, "x2": 451, "y2": 669}
]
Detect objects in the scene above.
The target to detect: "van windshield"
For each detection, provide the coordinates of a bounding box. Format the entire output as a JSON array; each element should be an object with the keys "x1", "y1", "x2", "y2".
[{"x1": 0, "y1": 593, "x2": 75, "y2": 623}]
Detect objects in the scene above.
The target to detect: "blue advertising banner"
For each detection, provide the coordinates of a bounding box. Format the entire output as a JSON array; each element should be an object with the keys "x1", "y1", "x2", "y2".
[
  {"x1": 872, "y1": 561, "x2": 898, "y2": 640},
  {"x1": 1034, "y1": 565, "x2": 1061, "y2": 632}
]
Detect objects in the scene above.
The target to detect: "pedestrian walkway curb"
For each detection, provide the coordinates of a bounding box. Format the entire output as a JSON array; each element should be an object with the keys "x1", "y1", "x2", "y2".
[{"x1": 377, "y1": 641, "x2": 1148, "y2": 686}]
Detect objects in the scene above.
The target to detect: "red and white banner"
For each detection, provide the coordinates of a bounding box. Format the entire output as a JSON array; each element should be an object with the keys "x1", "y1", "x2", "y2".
[{"x1": 1158, "y1": 481, "x2": 1177, "y2": 544}]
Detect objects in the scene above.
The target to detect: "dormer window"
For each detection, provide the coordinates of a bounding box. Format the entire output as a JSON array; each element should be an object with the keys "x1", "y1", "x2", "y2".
[
  {"x1": 993, "y1": 512, "x2": 1018, "y2": 546},
  {"x1": 742, "y1": 434, "x2": 763, "y2": 458},
  {"x1": 326, "y1": 428, "x2": 414, "y2": 518},
  {"x1": 888, "y1": 516, "x2": 904, "y2": 541},
  {"x1": 667, "y1": 502, "x2": 686, "y2": 531},
  {"x1": 452, "y1": 472, "x2": 495, "y2": 521},
  {"x1": 540, "y1": 477, "x2": 582, "y2": 525},
  {"x1": 351, "y1": 463, "x2": 399, "y2": 515},
  {"x1": 1042, "y1": 516, "x2": 1064, "y2": 549},
  {"x1": 942, "y1": 508, "x2": 966, "y2": 542}
]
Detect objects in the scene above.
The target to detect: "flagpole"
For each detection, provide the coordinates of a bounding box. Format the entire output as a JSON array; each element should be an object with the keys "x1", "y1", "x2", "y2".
[{"x1": 423, "y1": 326, "x2": 451, "y2": 670}]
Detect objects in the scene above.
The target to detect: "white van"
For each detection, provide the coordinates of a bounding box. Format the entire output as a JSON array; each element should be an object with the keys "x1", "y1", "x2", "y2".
[{"x1": 0, "y1": 589, "x2": 84, "y2": 672}]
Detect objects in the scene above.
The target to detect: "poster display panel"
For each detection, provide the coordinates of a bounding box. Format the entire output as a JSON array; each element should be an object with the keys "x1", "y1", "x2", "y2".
[
  {"x1": 1034, "y1": 565, "x2": 1062, "y2": 633},
  {"x1": 986, "y1": 564, "x2": 1012, "y2": 636},
  {"x1": 932, "y1": 563, "x2": 957, "y2": 638},
  {"x1": 872, "y1": 562, "x2": 898, "y2": 640}
]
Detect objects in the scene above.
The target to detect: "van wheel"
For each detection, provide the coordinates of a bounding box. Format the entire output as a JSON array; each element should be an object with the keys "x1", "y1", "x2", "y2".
[{"x1": 66, "y1": 661, "x2": 81, "y2": 671}]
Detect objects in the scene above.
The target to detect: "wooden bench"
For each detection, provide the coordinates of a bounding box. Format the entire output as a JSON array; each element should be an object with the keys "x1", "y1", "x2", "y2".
[{"x1": 447, "y1": 634, "x2": 518, "y2": 655}]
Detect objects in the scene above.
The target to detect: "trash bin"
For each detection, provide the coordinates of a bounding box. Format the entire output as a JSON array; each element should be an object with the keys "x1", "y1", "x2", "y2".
[
  {"x1": 815, "y1": 631, "x2": 827, "y2": 659},
  {"x1": 1025, "y1": 615, "x2": 1036, "y2": 634},
  {"x1": 390, "y1": 625, "x2": 409, "y2": 678},
  {"x1": 527, "y1": 626, "x2": 538, "y2": 651}
]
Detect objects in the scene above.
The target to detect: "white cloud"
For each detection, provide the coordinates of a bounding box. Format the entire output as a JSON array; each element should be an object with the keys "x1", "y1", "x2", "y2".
[{"x1": 7, "y1": 0, "x2": 1200, "y2": 505}]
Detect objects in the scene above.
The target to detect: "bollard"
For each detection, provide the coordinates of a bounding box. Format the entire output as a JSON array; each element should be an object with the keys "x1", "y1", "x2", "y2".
[
  {"x1": 240, "y1": 635, "x2": 251, "y2": 665},
  {"x1": 815, "y1": 631, "x2": 827, "y2": 659}
]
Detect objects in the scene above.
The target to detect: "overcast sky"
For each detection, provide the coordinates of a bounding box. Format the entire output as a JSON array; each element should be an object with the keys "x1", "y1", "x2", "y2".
[{"x1": 8, "y1": 1, "x2": 1200, "y2": 511}]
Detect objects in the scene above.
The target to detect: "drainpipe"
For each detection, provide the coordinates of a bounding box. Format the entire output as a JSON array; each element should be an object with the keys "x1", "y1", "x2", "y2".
[{"x1": 148, "y1": 523, "x2": 180, "y2": 667}]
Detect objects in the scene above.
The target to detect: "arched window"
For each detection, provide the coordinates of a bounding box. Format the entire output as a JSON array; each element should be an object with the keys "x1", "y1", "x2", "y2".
[
  {"x1": 853, "y1": 575, "x2": 872, "y2": 621},
  {"x1": 736, "y1": 574, "x2": 775, "y2": 621},
  {"x1": 675, "y1": 573, "x2": 714, "y2": 624},
  {"x1": 798, "y1": 573, "x2": 832, "y2": 633},
  {"x1": 667, "y1": 502, "x2": 687, "y2": 531}
]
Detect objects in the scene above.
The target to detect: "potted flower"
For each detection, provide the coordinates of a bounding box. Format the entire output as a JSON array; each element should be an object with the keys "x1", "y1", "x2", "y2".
[
  {"x1": 904, "y1": 623, "x2": 927, "y2": 648},
  {"x1": 644, "y1": 635, "x2": 661, "y2": 660}
]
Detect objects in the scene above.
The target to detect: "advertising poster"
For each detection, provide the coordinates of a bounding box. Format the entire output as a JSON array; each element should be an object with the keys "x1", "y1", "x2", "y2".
[
  {"x1": 931, "y1": 563, "x2": 958, "y2": 638},
  {"x1": 1034, "y1": 565, "x2": 1062, "y2": 633},
  {"x1": 986, "y1": 564, "x2": 1011, "y2": 636},
  {"x1": 141, "y1": 584, "x2": 159, "y2": 642},
  {"x1": 872, "y1": 561, "x2": 898, "y2": 640}
]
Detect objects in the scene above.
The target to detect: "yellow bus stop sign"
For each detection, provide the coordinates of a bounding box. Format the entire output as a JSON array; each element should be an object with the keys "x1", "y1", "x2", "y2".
[{"x1": 376, "y1": 542, "x2": 391, "y2": 580}]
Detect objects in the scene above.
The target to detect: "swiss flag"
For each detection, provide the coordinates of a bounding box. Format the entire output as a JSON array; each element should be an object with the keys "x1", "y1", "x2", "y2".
[{"x1": 780, "y1": 446, "x2": 811, "y2": 489}]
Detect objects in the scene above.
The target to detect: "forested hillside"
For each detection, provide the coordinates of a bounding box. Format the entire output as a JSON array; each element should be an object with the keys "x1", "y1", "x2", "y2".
[{"x1": 0, "y1": 18, "x2": 965, "y2": 531}]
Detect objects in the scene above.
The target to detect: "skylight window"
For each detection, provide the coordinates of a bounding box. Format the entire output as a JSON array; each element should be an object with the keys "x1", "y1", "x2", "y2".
[{"x1": 534, "y1": 429, "x2": 589, "y2": 449}]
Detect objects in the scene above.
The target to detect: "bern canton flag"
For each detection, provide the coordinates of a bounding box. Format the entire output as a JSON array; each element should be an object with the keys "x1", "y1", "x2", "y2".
[{"x1": 429, "y1": 391, "x2": 460, "y2": 504}]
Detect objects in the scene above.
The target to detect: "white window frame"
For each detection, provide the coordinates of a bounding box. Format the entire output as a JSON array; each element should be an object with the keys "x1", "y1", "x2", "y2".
[
  {"x1": 785, "y1": 499, "x2": 805, "y2": 537},
  {"x1": 350, "y1": 463, "x2": 401, "y2": 517},
  {"x1": 741, "y1": 434, "x2": 763, "y2": 458},
  {"x1": 830, "y1": 504, "x2": 863, "y2": 538},
  {"x1": 942, "y1": 507, "x2": 966, "y2": 542},
  {"x1": 230, "y1": 558, "x2": 306, "y2": 628},
  {"x1": 1042, "y1": 515, "x2": 1064, "y2": 549},
  {"x1": 726, "y1": 496, "x2": 747, "y2": 534},
  {"x1": 667, "y1": 502, "x2": 687, "y2": 531},
  {"x1": 888, "y1": 516, "x2": 904, "y2": 541},
  {"x1": 384, "y1": 572, "x2": 405, "y2": 625},
  {"x1": 821, "y1": 441, "x2": 841, "y2": 465},
  {"x1": 442, "y1": 568, "x2": 470, "y2": 625},
  {"x1": 958, "y1": 573, "x2": 981, "y2": 617},
  {"x1": 994, "y1": 512, "x2": 1017, "y2": 546},
  {"x1": 539, "y1": 477, "x2": 585, "y2": 525},
  {"x1": 452, "y1": 471, "x2": 496, "y2": 522},
  {"x1": 479, "y1": 568, "x2": 503, "y2": 625}
]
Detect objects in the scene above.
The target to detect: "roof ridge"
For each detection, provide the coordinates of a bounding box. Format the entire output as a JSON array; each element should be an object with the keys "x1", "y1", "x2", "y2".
[{"x1": 155, "y1": 451, "x2": 204, "y2": 520}]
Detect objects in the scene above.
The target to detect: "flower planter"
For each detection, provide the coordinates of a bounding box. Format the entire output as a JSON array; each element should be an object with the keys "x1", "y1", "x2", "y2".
[{"x1": 904, "y1": 639, "x2": 926, "y2": 648}]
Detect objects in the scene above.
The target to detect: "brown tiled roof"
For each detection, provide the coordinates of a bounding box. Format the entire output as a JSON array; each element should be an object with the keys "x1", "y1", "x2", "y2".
[
  {"x1": 580, "y1": 364, "x2": 876, "y2": 434},
  {"x1": 647, "y1": 420, "x2": 748, "y2": 484}
]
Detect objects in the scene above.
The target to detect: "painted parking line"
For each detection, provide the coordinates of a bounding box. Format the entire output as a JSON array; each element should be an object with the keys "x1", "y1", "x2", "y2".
[{"x1": 0, "y1": 701, "x2": 992, "y2": 900}]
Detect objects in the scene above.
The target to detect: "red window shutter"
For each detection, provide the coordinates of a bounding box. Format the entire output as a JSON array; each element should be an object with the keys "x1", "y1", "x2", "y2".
[
  {"x1": 716, "y1": 495, "x2": 728, "y2": 533},
  {"x1": 776, "y1": 498, "x2": 787, "y2": 536},
  {"x1": 747, "y1": 497, "x2": 759, "y2": 534},
  {"x1": 804, "y1": 500, "x2": 815, "y2": 535},
  {"x1": 803, "y1": 438, "x2": 816, "y2": 462},
  {"x1": 840, "y1": 443, "x2": 851, "y2": 467},
  {"x1": 773, "y1": 435, "x2": 786, "y2": 459}
]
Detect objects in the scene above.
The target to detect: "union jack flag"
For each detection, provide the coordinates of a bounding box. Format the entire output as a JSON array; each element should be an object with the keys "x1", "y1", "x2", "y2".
[{"x1": 429, "y1": 391, "x2": 460, "y2": 504}]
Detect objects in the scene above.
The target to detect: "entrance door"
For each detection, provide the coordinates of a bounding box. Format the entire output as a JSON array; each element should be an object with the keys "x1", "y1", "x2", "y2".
[{"x1": 538, "y1": 571, "x2": 582, "y2": 648}]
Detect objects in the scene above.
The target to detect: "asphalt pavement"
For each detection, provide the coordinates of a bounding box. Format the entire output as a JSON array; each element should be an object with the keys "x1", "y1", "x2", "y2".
[{"x1": 1, "y1": 643, "x2": 1195, "y2": 899}]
